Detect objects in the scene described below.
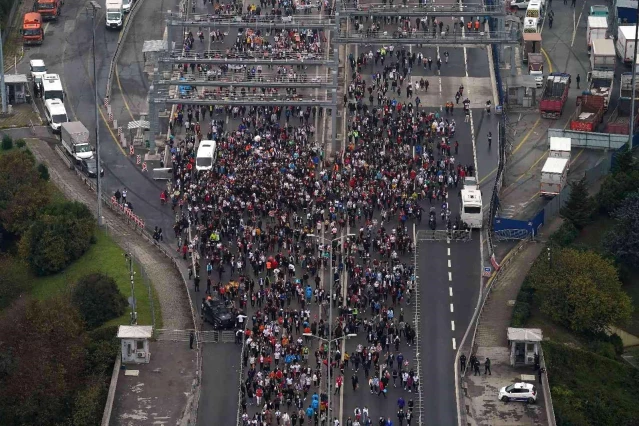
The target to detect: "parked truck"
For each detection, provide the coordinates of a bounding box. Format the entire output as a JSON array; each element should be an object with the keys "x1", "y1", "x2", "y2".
[
  {"x1": 619, "y1": 72, "x2": 639, "y2": 100},
  {"x1": 522, "y1": 32, "x2": 542, "y2": 64},
  {"x1": 590, "y1": 38, "x2": 616, "y2": 71},
  {"x1": 22, "y1": 12, "x2": 44, "y2": 45},
  {"x1": 540, "y1": 157, "x2": 569, "y2": 198},
  {"x1": 60, "y1": 121, "x2": 93, "y2": 164},
  {"x1": 605, "y1": 98, "x2": 639, "y2": 134},
  {"x1": 616, "y1": 25, "x2": 637, "y2": 63},
  {"x1": 587, "y1": 15, "x2": 608, "y2": 50},
  {"x1": 34, "y1": 0, "x2": 62, "y2": 20},
  {"x1": 584, "y1": 70, "x2": 614, "y2": 111},
  {"x1": 549, "y1": 137, "x2": 571, "y2": 159},
  {"x1": 540, "y1": 73, "x2": 571, "y2": 119},
  {"x1": 528, "y1": 53, "x2": 544, "y2": 88},
  {"x1": 570, "y1": 95, "x2": 605, "y2": 132}
]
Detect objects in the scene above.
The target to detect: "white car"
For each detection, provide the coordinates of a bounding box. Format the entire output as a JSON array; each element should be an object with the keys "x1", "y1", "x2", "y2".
[
  {"x1": 498, "y1": 382, "x2": 537, "y2": 403},
  {"x1": 29, "y1": 59, "x2": 47, "y2": 84}
]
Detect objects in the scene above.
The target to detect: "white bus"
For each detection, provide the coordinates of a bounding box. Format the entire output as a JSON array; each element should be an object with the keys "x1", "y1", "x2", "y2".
[
  {"x1": 41, "y1": 73, "x2": 63, "y2": 101},
  {"x1": 460, "y1": 177, "x2": 483, "y2": 228}
]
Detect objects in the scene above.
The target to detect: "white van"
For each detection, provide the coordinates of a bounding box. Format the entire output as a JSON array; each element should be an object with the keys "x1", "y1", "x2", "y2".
[
  {"x1": 106, "y1": 0, "x2": 123, "y2": 28},
  {"x1": 122, "y1": 0, "x2": 132, "y2": 12},
  {"x1": 196, "y1": 140, "x2": 217, "y2": 171},
  {"x1": 44, "y1": 99, "x2": 69, "y2": 133}
]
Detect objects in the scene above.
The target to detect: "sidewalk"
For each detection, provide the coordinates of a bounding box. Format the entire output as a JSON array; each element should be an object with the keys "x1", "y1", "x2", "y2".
[
  {"x1": 26, "y1": 139, "x2": 197, "y2": 425},
  {"x1": 464, "y1": 218, "x2": 564, "y2": 426}
]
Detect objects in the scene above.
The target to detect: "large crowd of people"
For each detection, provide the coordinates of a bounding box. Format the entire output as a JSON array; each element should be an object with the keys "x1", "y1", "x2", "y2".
[{"x1": 161, "y1": 0, "x2": 478, "y2": 421}]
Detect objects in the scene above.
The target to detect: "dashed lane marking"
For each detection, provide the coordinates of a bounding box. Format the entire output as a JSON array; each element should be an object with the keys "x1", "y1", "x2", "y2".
[
  {"x1": 449, "y1": 287, "x2": 453, "y2": 297},
  {"x1": 448, "y1": 259, "x2": 451, "y2": 268},
  {"x1": 450, "y1": 303, "x2": 454, "y2": 313},
  {"x1": 452, "y1": 338, "x2": 457, "y2": 350},
  {"x1": 448, "y1": 272, "x2": 452, "y2": 281},
  {"x1": 451, "y1": 321, "x2": 455, "y2": 331},
  {"x1": 447, "y1": 247, "x2": 451, "y2": 256}
]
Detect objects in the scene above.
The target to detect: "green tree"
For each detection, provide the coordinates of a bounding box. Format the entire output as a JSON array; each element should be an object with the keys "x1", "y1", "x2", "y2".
[
  {"x1": 0, "y1": 254, "x2": 32, "y2": 309},
  {"x1": 72, "y1": 378, "x2": 106, "y2": 426},
  {"x1": 597, "y1": 168, "x2": 639, "y2": 215},
  {"x1": 560, "y1": 177, "x2": 594, "y2": 229},
  {"x1": 19, "y1": 201, "x2": 95, "y2": 275},
  {"x1": 530, "y1": 248, "x2": 632, "y2": 334},
  {"x1": 37, "y1": 163, "x2": 50, "y2": 181},
  {"x1": 1, "y1": 134, "x2": 12, "y2": 150},
  {"x1": 0, "y1": 149, "x2": 52, "y2": 235},
  {"x1": 0, "y1": 297, "x2": 86, "y2": 426},
  {"x1": 605, "y1": 192, "x2": 639, "y2": 269},
  {"x1": 72, "y1": 273, "x2": 127, "y2": 329}
]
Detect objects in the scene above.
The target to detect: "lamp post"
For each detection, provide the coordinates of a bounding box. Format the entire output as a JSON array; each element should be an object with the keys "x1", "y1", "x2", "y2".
[
  {"x1": 87, "y1": 1, "x2": 103, "y2": 226},
  {"x1": 307, "y1": 232, "x2": 355, "y2": 421},
  {"x1": 302, "y1": 332, "x2": 357, "y2": 420}
]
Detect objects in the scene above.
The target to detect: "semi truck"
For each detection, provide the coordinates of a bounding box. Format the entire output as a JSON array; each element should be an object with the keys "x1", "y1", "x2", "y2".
[
  {"x1": 34, "y1": 0, "x2": 61, "y2": 20},
  {"x1": 570, "y1": 95, "x2": 605, "y2": 132},
  {"x1": 540, "y1": 73, "x2": 571, "y2": 119},
  {"x1": 590, "y1": 38, "x2": 616, "y2": 71},
  {"x1": 22, "y1": 13, "x2": 44, "y2": 45},
  {"x1": 528, "y1": 53, "x2": 544, "y2": 88},
  {"x1": 587, "y1": 15, "x2": 607, "y2": 50},
  {"x1": 540, "y1": 157, "x2": 569, "y2": 198},
  {"x1": 522, "y1": 32, "x2": 542, "y2": 63},
  {"x1": 616, "y1": 25, "x2": 637, "y2": 63},
  {"x1": 620, "y1": 72, "x2": 639, "y2": 100},
  {"x1": 60, "y1": 121, "x2": 93, "y2": 164},
  {"x1": 605, "y1": 98, "x2": 639, "y2": 135},
  {"x1": 584, "y1": 70, "x2": 614, "y2": 111}
]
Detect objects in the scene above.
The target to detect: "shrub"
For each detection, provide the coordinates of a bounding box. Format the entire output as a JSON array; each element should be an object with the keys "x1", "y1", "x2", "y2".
[
  {"x1": 14, "y1": 139, "x2": 25, "y2": 148},
  {"x1": 19, "y1": 201, "x2": 95, "y2": 275},
  {"x1": 37, "y1": 163, "x2": 49, "y2": 181},
  {"x1": 72, "y1": 274, "x2": 127, "y2": 329},
  {"x1": 1, "y1": 135, "x2": 12, "y2": 150},
  {"x1": 72, "y1": 379, "x2": 107, "y2": 426},
  {"x1": 549, "y1": 221, "x2": 579, "y2": 247}
]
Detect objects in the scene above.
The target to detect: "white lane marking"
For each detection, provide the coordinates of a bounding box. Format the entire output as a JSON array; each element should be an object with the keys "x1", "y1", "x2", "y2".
[
  {"x1": 448, "y1": 271, "x2": 453, "y2": 281},
  {"x1": 452, "y1": 338, "x2": 457, "y2": 350},
  {"x1": 571, "y1": 3, "x2": 585, "y2": 47},
  {"x1": 447, "y1": 247, "x2": 451, "y2": 256},
  {"x1": 450, "y1": 303, "x2": 454, "y2": 313},
  {"x1": 449, "y1": 286, "x2": 453, "y2": 297},
  {"x1": 451, "y1": 321, "x2": 455, "y2": 331},
  {"x1": 448, "y1": 259, "x2": 451, "y2": 268}
]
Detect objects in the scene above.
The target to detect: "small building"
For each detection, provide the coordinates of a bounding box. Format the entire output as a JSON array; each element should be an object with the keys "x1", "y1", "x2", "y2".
[
  {"x1": 117, "y1": 325, "x2": 153, "y2": 364},
  {"x1": 506, "y1": 76, "x2": 539, "y2": 107},
  {"x1": 3, "y1": 74, "x2": 29, "y2": 104},
  {"x1": 143, "y1": 40, "x2": 167, "y2": 75},
  {"x1": 507, "y1": 327, "x2": 543, "y2": 366}
]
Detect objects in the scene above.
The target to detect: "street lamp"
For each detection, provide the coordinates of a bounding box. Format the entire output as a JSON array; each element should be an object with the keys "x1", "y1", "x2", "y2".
[
  {"x1": 302, "y1": 332, "x2": 357, "y2": 420},
  {"x1": 306, "y1": 232, "x2": 355, "y2": 419},
  {"x1": 87, "y1": 1, "x2": 103, "y2": 227}
]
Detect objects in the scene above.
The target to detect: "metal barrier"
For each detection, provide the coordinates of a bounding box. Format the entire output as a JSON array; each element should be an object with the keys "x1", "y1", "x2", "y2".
[
  {"x1": 494, "y1": 229, "x2": 530, "y2": 241},
  {"x1": 100, "y1": 353, "x2": 121, "y2": 426},
  {"x1": 416, "y1": 229, "x2": 472, "y2": 241},
  {"x1": 411, "y1": 225, "x2": 425, "y2": 426},
  {"x1": 547, "y1": 128, "x2": 629, "y2": 150},
  {"x1": 154, "y1": 329, "x2": 236, "y2": 344},
  {"x1": 539, "y1": 347, "x2": 558, "y2": 426}
]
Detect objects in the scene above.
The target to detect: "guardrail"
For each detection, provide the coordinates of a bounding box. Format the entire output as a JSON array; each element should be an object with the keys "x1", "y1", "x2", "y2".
[
  {"x1": 336, "y1": 29, "x2": 521, "y2": 45},
  {"x1": 416, "y1": 229, "x2": 472, "y2": 241},
  {"x1": 340, "y1": 3, "x2": 507, "y2": 16},
  {"x1": 539, "y1": 346, "x2": 557, "y2": 426},
  {"x1": 105, "y1": 0, "x2": 149, "y2": 102},
  {"x1": 100, "y1": 353, "x2": 122, "y2": 426}
]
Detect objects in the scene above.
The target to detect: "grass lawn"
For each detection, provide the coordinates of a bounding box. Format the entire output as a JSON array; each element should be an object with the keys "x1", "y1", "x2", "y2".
[{"x1": 29, "y1": 230, "x2": 162, "y2": 329}]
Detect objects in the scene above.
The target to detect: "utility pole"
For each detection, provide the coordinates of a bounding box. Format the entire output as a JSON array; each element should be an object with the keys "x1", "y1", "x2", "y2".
[
  {"x1": 628, "y1": 7, "x2": 639, "y2": 148},
  {"x1": 0, "y1": 31, "x2": 7, "y2": 113},
  {"x1": 88, "y1": 1, "x2": 103, "y2": 226},
  {"x1": 125, "y1": 252, "x2": 138, "y2": 324}
]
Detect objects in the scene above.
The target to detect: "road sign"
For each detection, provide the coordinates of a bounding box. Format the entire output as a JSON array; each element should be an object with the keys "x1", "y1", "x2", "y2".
[
  {"x1": 136, "y1": 155, "x2": 141, "y2": 165},
  {"x1": 482, "y1": 266, "x2": 492, "y2": 277}
]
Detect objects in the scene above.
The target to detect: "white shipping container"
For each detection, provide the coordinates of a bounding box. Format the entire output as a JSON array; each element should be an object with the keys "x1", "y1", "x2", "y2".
[
  {"x1": 587, "y1": 16, "x2": 608, "y2": 48},
  {"x1": 540, "y1": 157, "x2": 569, "y2": 197},
  {"x1": 617, "y1": 26, "x2": 638, "y2": 63},
  {"x1": 549, "y1": 137, "x2": 572, "y2": 159},
  {"x1": 590, "y1": 39, "x2": 616, "y2": 71}
]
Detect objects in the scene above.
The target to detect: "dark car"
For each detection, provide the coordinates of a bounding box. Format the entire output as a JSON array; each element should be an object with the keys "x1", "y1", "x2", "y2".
[
  {"x1": 201, "y1": 298, "x2": 234, "y2": 329},
  {"x1": 79, "y1": 158, "x2": 104, "y2": 178}
]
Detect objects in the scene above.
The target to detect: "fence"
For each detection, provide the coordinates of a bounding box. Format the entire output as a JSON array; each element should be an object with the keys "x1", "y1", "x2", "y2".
[
  {"x1": 154, "y1": 329, "x2": 236, "y2": 344},
  {"x1": 547, "y1": 128, "x2": 636, "y2": 150},
  {"x1": 416, "y1": 229, "x2": 472, "y2": 241}
]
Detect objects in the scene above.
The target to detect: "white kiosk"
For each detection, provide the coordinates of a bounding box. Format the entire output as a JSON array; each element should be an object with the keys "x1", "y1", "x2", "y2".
[{"x1": 117, "y1": 325, "x2": 152, "y2": 364}]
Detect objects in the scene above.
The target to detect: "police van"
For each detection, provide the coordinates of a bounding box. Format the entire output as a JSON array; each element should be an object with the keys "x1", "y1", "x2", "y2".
[{"x1": 196, "y1": 140, "x2": 217, "y2": 171}]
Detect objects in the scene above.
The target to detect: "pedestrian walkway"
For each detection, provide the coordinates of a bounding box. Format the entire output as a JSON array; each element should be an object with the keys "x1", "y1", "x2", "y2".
[{"x1": 410, "y1": 77, "x2": 493, "y2": 108}]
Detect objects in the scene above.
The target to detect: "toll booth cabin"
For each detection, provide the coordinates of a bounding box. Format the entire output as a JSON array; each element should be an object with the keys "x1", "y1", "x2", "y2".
[
  {"x1": 3, "y1": 74, "x2": 29, "y2": 104},
  {"x1": 506, "y1": 76, "x2": 539, "y2": 107},
  {"x1": 507, "y1": 327, "x2": 543, "y2": 366},
  {"x1": 117, "y1": 325, "x2": 152, "y2": 364}
]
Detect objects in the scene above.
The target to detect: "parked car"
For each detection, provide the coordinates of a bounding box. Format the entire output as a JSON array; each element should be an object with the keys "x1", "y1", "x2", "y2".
[
  {"x1": 498, "y1": 382, "x2": 537, "y2": 403},
  {"x1": 79, "y1": 158, "x2": 104, "y2": 178},
  {"x1": 201, "y1": 297, "x2": 234, "y2": 329}
]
